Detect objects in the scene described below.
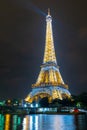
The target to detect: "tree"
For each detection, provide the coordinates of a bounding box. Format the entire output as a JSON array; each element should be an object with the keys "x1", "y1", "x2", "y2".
[{"x1": 39, "y1": 97, "x2": 49, "y2": 107}]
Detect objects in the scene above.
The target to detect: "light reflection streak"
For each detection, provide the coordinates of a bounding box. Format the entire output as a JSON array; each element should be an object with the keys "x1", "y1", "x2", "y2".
[
  {"x1": 29, "y1": 115, "x2": 39, "y2": 130},
  {"x1": 0, "y1": 114, "x2": 4, "y2": 129},
  {"x1": 12, "y1": 115, "x2": 18, "y2": 130},
  {"x1": 0, "y1": 113, "x2": 86, "y2": 130},
  {"x1": 34, "y1": 115, "x2": 38, "y2": 130},
  {"x1": 4, "y1": 114, "x2": 10, "y2": 130},
  {"x1": 22, "y1": 115, "x2": 29, "y2": 130},
  {"x1": 52, "y1": 115, "x2": 76, "y2": 130}
]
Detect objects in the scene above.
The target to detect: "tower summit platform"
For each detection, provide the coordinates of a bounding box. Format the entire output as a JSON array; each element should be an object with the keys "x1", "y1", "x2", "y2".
[{"x1": 25, "y1": 9, "x2": 71, "y2": 103}]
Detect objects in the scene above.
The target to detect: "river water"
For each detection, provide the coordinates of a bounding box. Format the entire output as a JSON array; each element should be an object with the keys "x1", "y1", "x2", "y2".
[{"x1": 0, "y1": 113, "x2": 87, "y2": 130}]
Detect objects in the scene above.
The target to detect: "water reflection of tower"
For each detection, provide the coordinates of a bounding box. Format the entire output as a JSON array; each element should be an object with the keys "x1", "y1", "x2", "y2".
[
  {"x1": 30, "y1": 115, "x2": 38, "y2": 130},
  {"x1": 22, "y1": 115, "x2": 39, "y2": 130},
  {"x1": 22, "y1": 115, "x2": 30, "y2": 130}
]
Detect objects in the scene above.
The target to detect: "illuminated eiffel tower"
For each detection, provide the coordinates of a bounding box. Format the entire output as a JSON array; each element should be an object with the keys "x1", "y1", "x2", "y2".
[{"x1": 25, "y1": 9, "x2": 71, "y2": 103}]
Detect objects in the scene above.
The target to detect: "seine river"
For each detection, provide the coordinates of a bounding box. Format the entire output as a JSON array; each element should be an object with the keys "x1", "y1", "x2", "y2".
[{"x1": 0, "y1": 113, "x2": 87, "y2": 130}]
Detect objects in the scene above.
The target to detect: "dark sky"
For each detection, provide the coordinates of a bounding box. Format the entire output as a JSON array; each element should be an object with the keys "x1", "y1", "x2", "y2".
[{"x1": 0, "y1": 0, "x2": 87, "y2": 99}]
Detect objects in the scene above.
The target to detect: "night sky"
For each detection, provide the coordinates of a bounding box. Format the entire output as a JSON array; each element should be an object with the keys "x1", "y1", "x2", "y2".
[{"x1": 0, "y1": 0, "x2": 87, "y2": 99}]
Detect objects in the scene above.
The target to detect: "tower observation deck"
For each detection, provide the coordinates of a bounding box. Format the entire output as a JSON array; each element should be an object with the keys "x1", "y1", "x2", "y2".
[{"x1": 25, "y1": 9, "x2": 71, "y2": 103}]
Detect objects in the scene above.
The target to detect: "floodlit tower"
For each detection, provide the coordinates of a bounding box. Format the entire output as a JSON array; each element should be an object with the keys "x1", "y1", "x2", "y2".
[{"x1": 25, "y1": 9, "x2": 71, "y2": 103}]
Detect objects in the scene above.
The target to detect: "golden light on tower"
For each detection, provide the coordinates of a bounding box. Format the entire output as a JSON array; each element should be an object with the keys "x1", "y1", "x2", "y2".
[
  {"x1": 25, "y1": 9, "x2": 71, "y2": 103},
  {"x1": 43, "y1": 9, "x2": 57, "y2": 64}
]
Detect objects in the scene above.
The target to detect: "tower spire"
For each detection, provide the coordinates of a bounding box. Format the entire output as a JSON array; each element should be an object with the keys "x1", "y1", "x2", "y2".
[
  {"x1": 48, "y1": 8, "x2": 50, "y2": 15},
  {"x1": 43, "y1": 9, "x2": 57, "y2": 64}
]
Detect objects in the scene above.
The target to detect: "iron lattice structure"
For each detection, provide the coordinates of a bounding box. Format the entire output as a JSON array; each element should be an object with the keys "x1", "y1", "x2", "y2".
[{"x1": 25, "y1": 9, "x2": 71, "y2": 103}]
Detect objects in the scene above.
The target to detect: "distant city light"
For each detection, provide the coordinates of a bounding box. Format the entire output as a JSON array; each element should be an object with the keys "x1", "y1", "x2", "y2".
[
  {"x1": 24, "y1": 104, "x2": 27, "y2": 107},
  {"x1": 35, "y1": 103, "x2": 38, "y2": 107}
]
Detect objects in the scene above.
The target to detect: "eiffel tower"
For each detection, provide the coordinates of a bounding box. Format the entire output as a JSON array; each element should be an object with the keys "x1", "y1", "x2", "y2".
[{"x1": 25, "y1": 9, "x2": 71, "y2": 103}]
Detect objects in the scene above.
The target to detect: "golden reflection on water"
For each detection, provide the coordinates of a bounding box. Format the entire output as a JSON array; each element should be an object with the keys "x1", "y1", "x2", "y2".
[{"x1": 5, "y1": 114, "x2": 10, "y2": 130}]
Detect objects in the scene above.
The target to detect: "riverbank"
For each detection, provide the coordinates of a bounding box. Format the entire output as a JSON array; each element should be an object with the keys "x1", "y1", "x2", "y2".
[
  {"x1": 0, "y1": 110, "x2": 86, "y2": 115},
  {"x1": 0, "y1": 106, "x2": 87, "y2": 115}
]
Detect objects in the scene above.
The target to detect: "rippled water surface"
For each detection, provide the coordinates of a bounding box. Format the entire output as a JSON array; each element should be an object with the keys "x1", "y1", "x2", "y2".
[{"x1": 0, "y1": 113, "x2": 87, "y2": 130}]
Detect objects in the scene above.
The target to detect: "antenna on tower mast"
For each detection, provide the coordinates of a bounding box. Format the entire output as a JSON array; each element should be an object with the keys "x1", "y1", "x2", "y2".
[{"x1": 48, "y1": 8, "x2": 50, "y2": 15}]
